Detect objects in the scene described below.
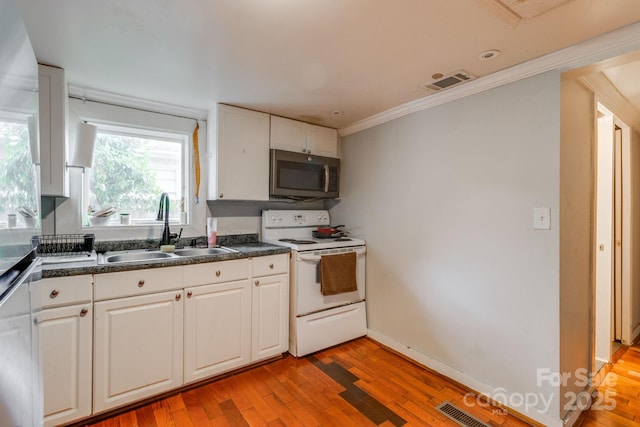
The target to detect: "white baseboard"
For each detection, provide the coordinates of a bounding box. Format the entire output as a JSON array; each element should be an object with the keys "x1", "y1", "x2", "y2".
[{"x1": 366, "y1": 329, "x2": 568, "y2": 427}]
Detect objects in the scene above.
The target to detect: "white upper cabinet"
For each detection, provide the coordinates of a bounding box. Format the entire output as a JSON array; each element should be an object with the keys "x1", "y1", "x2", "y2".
[
  {"x1": 38, "y1": 64, "x2": 69, "y2": 197},
  {"x1": 208, "y1": 104, "x2": 270, "y2": 201},
  {"x1": 270, "y1": 116, "x2": 338, "y2": 158}
]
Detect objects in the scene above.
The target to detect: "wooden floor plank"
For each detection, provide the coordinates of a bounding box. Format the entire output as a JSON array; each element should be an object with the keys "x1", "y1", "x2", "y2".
[
  {"x1": 136, "y1": 404, "x2": 158, "y2": 427},
  {"x1": 263, "y1": 393, "x2": 306, "y2": 427},
  {"x1": 218, "y1": 399, "x2": 249, "y2": 427},
  {"x1": 151, "y1": 404, "x2": 174, "y2": 427}
]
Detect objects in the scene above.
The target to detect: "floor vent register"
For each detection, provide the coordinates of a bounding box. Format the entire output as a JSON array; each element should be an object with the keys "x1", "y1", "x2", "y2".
[{"x1": 435, "y1": 402, "x2": 490, "y2": 427}]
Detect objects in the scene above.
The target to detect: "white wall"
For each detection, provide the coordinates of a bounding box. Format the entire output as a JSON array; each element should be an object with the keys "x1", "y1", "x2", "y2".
[
  {"x1": 331, "y1": 71, "x2": 563, "y2": 424},
  {"x1": 558, "y1": 76, "x2": 593, "y2": 420}
]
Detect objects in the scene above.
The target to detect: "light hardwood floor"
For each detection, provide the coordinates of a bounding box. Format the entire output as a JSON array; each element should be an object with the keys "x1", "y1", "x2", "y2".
[
  {"x1": 82, "y1": 338, "x2": 535, "y2": 427},
  {"x1": 578, "y1": 344, "x2": 640, "y2": 426}
]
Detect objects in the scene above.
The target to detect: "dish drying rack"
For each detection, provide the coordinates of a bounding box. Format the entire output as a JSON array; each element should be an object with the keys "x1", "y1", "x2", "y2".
[{"x1": 32, "y1": 234, "x2": 96, "y2": 257}]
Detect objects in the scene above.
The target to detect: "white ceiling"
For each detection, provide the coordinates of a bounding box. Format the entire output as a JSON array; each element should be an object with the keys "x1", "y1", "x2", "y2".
[{"x1": 15, "y1": 0, "x2": 640, "y2": 129}]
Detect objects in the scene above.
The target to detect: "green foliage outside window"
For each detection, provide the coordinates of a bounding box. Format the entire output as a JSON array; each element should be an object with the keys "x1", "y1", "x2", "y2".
[
  {"x1": 89, "y1": 133, "x2": 165, "y2": 219},
  {"x1": 0, "y1": 121, "x2": 37, "y2": 219}
]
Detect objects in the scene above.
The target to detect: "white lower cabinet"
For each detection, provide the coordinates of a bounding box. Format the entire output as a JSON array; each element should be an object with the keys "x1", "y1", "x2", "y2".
[
  {"x1": 36, "y1": 304, "x2": 93, "y2": 427},
  {"x1": 93, "y1": 290, "x2": 184, "y2": 413},
  {"x1": 40, "y1": 254, "x2": 289, "y2": 423},
  {"x1": 251, "y1": 254, "x2": 289, "y2": 362},
  {"x1": 184, "y1": 279, "x2": 251, "y2": 383},
  {"x1": 32, "y1": 275, "x2": 93, "y2": 427}
]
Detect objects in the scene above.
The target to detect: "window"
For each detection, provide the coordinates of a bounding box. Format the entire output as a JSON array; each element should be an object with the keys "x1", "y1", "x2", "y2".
[
  {"x1": 84, "y1": 124, "x2": 188, "y2": 226},
  {"x1": 0, "y1": 118, "x2": 38, "y2": 229}
]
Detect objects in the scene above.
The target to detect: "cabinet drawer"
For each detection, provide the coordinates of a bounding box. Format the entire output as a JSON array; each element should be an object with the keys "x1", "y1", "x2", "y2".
[
  {"x1": 183, "y1": 258, "x2": 249, "y2": 287},
  {"x1": 252, "y1": 254, "x2": 288, "y2": 277},
  {"x1": 31, "y1": 275, "x2": 93, "y2": 309},
  {"x1": 94, "y1": 266, "x2": 182, "y2": 301}
]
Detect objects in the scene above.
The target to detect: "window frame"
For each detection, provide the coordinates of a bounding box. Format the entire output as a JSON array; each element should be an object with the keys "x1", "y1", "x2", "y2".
[
  {"x1": 58, "y1": 98, "x2": 207, "y2": 241},
  {"x1": 85, "y1": 123, "x2": 189, "y2": 227},
  {"x1": 0, "y1": 112, "x2": 40, "y2": 230}
]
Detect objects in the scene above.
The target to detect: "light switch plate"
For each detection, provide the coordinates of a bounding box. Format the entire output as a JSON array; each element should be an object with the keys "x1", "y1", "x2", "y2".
[{"x1": 533, "y1": 207, "x2": 551, "y2": 230}]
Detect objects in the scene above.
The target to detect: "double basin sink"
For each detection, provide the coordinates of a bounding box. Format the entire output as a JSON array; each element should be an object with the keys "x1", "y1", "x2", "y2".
[{"x1": 99, "y1": 246, "x2": 238, "y2": 265}]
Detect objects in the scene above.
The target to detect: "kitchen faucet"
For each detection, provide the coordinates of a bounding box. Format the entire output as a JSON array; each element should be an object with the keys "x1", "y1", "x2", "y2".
[{"x1": 157, "y1": 192, "x2": 177, "y2": 246}]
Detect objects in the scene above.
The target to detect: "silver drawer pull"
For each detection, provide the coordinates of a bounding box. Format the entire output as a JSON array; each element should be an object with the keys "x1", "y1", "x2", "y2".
[
  {"x1": 254, "y1": 280, "x2": 260, "y2": 286},
  {"x1": 175, "y1": 294, "x2": 181, "y2": 301},
  {"x1": 50, "y1": 289, "x2": 59, "y2": 298},
  {"x1": 269, "y1": 263, "x2": 274, "y2": 269},
  {"x1": 187, "y1": 291, "x2": 193, "y2": 298},
  {"x1": 138, "y1": 280, "x2": 145, "y2": 287},
  {"x1": 79, "y1": 308, "x2": 88, "y2": 317},
  {"x1": 215, "y1": 271, "x2": 221, "y2": 277}
]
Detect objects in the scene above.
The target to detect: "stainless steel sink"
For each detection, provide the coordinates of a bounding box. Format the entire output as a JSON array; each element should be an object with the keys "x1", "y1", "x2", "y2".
[
  {"x1": 174, "y1": 247, "x2": 238, "y2": 257},
  {"x1": 99, "y1": 246, "x2": 238, "y2": 264},
  {"x1": 103, "y1": 251, "x2": 175, "y2": 264}
]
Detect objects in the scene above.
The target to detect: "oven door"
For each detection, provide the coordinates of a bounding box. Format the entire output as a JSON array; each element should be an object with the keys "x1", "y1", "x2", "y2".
[{"x1": 292, "y1": 246, "x2": 365, "y2": 316}]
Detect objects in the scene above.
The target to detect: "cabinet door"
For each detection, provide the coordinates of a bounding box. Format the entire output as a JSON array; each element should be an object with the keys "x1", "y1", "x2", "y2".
[
  {"x1": 1, "y1": 310, "x2": 33, "y2": 427},
  {"x1": 38, "y1": 64, "x2": 69, "y2": 197},
  {"x1": 35, "y1": 304, "x2": 92, "y2": 427},
  {"x1": 251, "y1": 273, "x2": 289, "y2": 362},
  {"x1": 93, "y1": 291, "x2": 183, "y2": 413},
  {"x1": 270, "y1": 116, "x2": 307, "y2": 153},
  {"x1": 184, "y1": 279, "x2": 251, "y2": 383},
  {"x1": 306, "y1": 123, "x2": 338, "y2": 157},
  {"x1": 215, "y1": 105, "x2": 270, "y2": 200}
]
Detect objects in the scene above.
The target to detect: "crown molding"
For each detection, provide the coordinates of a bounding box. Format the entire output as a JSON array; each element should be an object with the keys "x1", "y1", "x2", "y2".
[
  {"x1": 339, "y1": 22, "x2": 640, "y2": 137},
  {"x1": 68, "y1": 85, "x2": 208, "y2": 121}
]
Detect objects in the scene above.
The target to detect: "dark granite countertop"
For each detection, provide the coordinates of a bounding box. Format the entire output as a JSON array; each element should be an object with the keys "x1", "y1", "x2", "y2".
[{"x1": 41, "y1": 241, "x2": 290, "y2": 279}]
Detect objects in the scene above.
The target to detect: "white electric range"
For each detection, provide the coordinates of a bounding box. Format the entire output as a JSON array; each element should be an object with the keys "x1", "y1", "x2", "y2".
[{"x1": 262, "y1": 210, "x2": 367, "y2": 357}]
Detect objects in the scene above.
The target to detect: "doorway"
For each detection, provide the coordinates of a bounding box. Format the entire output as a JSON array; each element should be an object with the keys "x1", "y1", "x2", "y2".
[{"x1": 594, "y1": 103, "x2": 631, "y2": 373}]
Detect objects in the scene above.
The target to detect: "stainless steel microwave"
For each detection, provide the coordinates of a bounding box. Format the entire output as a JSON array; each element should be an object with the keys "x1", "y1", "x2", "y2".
[{"x1": 269, "y1": 149, "x2": 340, "y2": 199}]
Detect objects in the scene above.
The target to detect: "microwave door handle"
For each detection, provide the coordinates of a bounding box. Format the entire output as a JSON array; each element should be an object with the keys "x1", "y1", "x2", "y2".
[{"x1": 324, "y1": 164, "x2": 329, "y2": 193}]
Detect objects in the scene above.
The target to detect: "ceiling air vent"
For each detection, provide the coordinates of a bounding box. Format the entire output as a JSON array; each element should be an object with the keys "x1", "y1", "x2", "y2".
[{"x1": 420, "y1": 70, "x2": 476, "y2": 92}]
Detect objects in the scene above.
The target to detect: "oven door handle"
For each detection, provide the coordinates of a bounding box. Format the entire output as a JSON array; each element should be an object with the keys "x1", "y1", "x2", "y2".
[
  {"x1": 298, "y1": 247, "x2": 366, "y2": 262},
  {"x1": 298, "y1": 254, "x2": 322, "y2": 262}
]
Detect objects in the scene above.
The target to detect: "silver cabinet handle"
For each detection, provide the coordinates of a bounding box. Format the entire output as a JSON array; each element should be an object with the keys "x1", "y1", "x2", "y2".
[
  {"x1": 80, "y1": 308, "x2": 88, "y2": 317},
  {"x1": 50, "y1": 289, "x2": 59, "y2": 298},
  {"x1": 219, "y1": 193, "x2": 224, "y2": 198},
  {"x1": 176, "y1": 294, "x2": 181, "y2": 301},
  {"x1": 187, "y1": 291, "x2": 193, "y2": 298},
  {"x1": 269, "y1": 263, "x2": 274, "y2": 269},
  {"x1": 138, "y1": 280, "x2": 145, "y2": 287},
  {"x1": 255, "y1": 280, "x2": 260, "y2": 286},
  {"x1": 215, "y1": 271, "x2": 221, "y2": 277}
]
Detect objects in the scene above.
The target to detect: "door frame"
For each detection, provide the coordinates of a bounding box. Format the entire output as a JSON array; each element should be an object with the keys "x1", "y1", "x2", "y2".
[{"x1": 592, "y1": 102, "x2": 632, "y2": 375}]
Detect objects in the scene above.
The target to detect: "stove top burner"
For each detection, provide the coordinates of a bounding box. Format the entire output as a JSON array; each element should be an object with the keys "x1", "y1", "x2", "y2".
[{"x1": 279, "y1": 239, "x2": 316, "y2": 244}]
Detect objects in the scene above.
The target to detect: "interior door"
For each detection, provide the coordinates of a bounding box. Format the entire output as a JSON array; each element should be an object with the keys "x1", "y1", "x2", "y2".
[
  {"x1": 594, "y1": 113, "x2": 615, "y2": 371},
  {"x1": 614, "y1": 125, "x2": 623, "y2": 341}
]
